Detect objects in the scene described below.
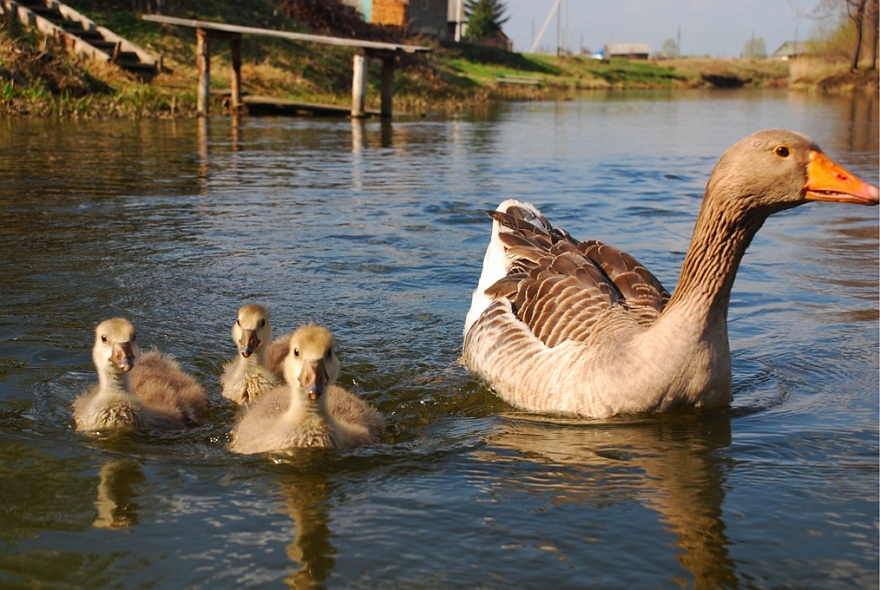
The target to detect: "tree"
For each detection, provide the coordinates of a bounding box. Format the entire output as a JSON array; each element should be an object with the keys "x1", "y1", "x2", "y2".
[
  {"x1": 661, "y1": 39, "x2": 678, "y2": 59},
  {"x1": 868, "y1": 0, "x2": 878, "y2": 69},
  {"x1": 464, "y1": 0, "x2": 509, "y2": 39},
  {"x1": 741, "y1": 34, "x2": 767, "y2": 58},
  {"x1": 845, "y1": 0, "x2": 868, "y2": 70},
  {"x1": 811, "y1": 0, "x2": 879, "y2": 70}
]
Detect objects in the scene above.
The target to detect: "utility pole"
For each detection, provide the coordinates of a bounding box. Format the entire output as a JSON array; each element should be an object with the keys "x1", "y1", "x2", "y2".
[
  {"x1": 556, "y1": 0, "x2": 561, "y2": 55},
  {"x1": 530, "y1": 0, "x2": 561, "y2": 54}
]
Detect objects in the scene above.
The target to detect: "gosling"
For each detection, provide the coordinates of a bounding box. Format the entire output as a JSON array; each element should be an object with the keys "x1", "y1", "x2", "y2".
[
  {"x1": 73, "y1": 318, "x2": 208, "y2": 432},
  {"x1": 220, "y1": 303, "x2": 285, "y2": 405},
  {"x1": 229, "y1": 324, "x2": 384, "y2": 453}
]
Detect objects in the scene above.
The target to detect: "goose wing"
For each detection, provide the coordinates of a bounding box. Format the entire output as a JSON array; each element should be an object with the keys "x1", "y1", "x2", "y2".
[{"x1": 481, "y1": 206, "x2": 670, "y2": 348}]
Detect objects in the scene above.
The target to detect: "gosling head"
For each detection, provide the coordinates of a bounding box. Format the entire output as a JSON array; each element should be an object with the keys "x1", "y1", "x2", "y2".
[
  {"x1": 283, "y1": 325, "x2": 341, "y2": 403},
  {"x1": 232, "y1": 303, "x2": 272, "y2": 359},
  {"x1": 93, "y1": 318, "x2": 140, "y2": 374}
]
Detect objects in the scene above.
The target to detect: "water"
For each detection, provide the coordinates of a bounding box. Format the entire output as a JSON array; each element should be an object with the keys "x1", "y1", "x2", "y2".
[{"x1": 0, "y1": 89, "x2": 877, "y2": 588}]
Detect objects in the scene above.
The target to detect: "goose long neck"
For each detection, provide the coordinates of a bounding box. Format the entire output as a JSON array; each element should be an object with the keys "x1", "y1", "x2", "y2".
[{"x1": 666, "y1": 196, "x2": 768, "y2": 319}]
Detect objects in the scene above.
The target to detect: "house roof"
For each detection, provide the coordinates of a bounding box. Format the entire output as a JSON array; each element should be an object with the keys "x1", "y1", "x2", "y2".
[{"x1": 773, "y1": 41, "x2": 810, "y2": 57}]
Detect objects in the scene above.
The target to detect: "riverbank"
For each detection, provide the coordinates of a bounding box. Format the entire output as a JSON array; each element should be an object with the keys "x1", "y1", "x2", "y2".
[{"x1": 1, "y1": 5, "x2": 876, "y2": 119}]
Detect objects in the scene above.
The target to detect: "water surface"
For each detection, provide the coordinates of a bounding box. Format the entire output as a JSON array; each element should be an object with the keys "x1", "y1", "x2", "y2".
[{"x1": 0, "y1": 89, "x2": 877, "y2": 588}]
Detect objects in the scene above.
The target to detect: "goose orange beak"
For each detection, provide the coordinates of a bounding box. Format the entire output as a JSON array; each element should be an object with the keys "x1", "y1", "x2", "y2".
[{"x1": 805, "y1": 151, "x2": 879, "y2": 206}]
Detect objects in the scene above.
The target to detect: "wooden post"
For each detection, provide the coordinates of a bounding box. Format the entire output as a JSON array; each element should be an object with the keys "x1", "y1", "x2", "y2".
[
  {"x1": 196, "y1": 28, "x2": 211, "y2": 117},
  {"x1": 379, "y1": 53, "x2": 395, "y2": 118},
  {"x1": 230, "y1": 34, "x2": 243, "y2": 112},
  {"x1": 351, "y1": 50, "x2": 367, "y2": 118}
]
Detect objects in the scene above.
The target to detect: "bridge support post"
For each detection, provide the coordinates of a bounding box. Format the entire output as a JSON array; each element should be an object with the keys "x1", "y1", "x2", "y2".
[
  {"x1": 196, "y1": 27, "x2": 210, "y2": 117},
  {"x1": 379, "y1": 53, "x2": 395, "y2": 118},
  {"x1": 351, "y1": 50, "x2": 368, "y2": 118},
  {"x1": 230, "y1": 33, "x2": 243, "y2": 112}
]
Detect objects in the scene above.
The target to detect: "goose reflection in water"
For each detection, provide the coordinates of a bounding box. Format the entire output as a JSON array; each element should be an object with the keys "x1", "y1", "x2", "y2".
[{"x1": 477, "y1": 412, "x2": 735, "y2": 589}]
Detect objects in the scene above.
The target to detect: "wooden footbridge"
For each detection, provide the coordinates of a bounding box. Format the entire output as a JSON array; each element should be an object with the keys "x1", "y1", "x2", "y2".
[{"x1": 142, "y1": 15, "x2": 432, "y2": 119}]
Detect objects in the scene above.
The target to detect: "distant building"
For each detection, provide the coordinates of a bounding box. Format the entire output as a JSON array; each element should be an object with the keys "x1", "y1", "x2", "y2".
[
  {"x1": 603, "y1": 43, "x2": 651, "y2": 60},
  {"x1": 343, "y1": 0, "x2": 455, "y2": 39},
  {"x1": 370, "y1": 0, "x2": 406, "y2": 27},
  {"x1": 473, "y1": 28, "x2": 513, "y2": 51},
  {"x1": 772, "y1": 41, "x2": 810, "y2": 61}
]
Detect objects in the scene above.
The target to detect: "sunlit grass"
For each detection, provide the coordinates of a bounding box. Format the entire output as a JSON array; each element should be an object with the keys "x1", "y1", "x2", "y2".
[{"x1": 0, "y1": 0, "x2": 870, "y2": 118}]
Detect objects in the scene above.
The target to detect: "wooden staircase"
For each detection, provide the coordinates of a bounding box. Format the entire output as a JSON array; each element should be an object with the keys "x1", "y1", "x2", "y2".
[{"x1": 1, "y1": 0, "x2": 159, "y2": 80}]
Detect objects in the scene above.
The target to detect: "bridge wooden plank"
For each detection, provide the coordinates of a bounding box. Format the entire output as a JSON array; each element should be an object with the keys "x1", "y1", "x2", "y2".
[{"x1": 142, "y1": 14, "x2": 430, "y2": 54}]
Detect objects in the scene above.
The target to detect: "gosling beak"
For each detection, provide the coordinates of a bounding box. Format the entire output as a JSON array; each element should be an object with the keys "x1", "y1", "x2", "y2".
[
  {"x1": 239, "y1": 329, "x2": 260, "y2": 358},
  {"x1": 805, "y1": 150, "x2": 879, "y2": 206},
  {"x1": 299, "y1": 359, "x2": 328, "y2": 401},
  {"x1": 113, "y1": 342, "x2": 135, "y2": 372}
]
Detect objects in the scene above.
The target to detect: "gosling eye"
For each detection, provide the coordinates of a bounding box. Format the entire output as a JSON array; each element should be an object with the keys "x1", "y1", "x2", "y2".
[
  {"x1": 236, "y1": 319, "x2": 241, "y2": 327},
  {"x1": 101, "y1": 334, "x2": 108, "y2": 343},
  {"x1": 326, "y1": 348, "x2": 333, "y2": 359},
  {"x1": 259, "y1": 319, "x2": 266, "y2": 327},
  {"x1": 774, "y1": 145, "x2": 790, "y2": 158},
  {"x1": 293, "y1": 348, "x2": 300, "y2": 357},
  {"x1": 131, "y1": 333, "x2": 136, "y2": 342}
]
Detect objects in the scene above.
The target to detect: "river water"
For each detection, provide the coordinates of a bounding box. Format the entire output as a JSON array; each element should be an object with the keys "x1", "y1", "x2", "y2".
[{"x1": 0, "y1": 89, "x2": 877, "y2": 588}]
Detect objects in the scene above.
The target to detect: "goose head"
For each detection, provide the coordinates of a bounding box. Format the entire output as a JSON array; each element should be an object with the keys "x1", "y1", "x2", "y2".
[
  {"x1": 232, "y1": 303, "x2": 272, "y2": 359},
  {"x1": 283, "y1": 325, "x2": 341, "y2": 404},
  {"x1": 93, "y1": 318, "x2": 141, "y2": 375},
  {"x1": 704, "y1": 129, "x2": 878, "y2": 217}
]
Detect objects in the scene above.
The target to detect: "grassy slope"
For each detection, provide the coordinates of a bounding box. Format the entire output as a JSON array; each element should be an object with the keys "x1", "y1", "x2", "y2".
[{"x1": 0, "y1": 0, "x2": 870, "y2": 118}]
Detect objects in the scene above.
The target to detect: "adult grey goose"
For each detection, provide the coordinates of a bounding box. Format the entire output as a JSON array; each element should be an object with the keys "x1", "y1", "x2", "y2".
[{"x1": 463, "y1": 129, "x2": 879, "y2": 418}]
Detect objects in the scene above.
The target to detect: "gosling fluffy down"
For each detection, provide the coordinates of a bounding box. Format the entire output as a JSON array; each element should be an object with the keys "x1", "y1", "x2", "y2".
[
  {"x1": 229, "y1": 325, "x2": 384, "y2": 453},
  {"x1": 73, "y1": 318, "x2": 208, "y2": 431},
  {"x1": 220, "y1": 303, "x2": 284, "y2": 405}
]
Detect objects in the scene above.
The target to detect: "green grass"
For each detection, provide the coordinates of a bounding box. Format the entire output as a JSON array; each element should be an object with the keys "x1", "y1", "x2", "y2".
[{"x1": 0, "y1": 0, "x2": 868, "y2": 118}]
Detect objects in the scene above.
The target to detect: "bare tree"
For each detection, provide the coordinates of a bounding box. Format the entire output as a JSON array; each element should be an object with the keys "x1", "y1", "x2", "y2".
[
  {"x1": 867, "y1": 0, "x2": 878, "y2": 69},
  {"x1": 810, "y1": 0, "x2": 878, "y2": 68},
  {"x1": 845, "y1": 0, "x2": 868, "y2": 69}
]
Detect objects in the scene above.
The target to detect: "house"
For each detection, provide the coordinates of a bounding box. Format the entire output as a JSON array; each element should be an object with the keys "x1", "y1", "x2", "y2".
[
  {"x1": 370, "y1": 0, "x2": 406, "y2": 27},
  {"x1": 344, "y1": 0, "x2": 453, "y2": 39},
  {"x1": 772, "y1": 41, "x2": 810, "y2": 61},
  {"x1": 406, "y1": 0, "x2": 451, "y2": 38},
  {"x1": 473, "y1": 28, "x2": 512, "y2": 51},
  {"x1": 603, "y1": 43, "x2": 651, "y2": 60}
]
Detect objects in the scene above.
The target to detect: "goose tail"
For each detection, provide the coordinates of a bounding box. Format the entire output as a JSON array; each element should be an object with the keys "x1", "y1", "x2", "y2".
[{"x1": 464, "y1": 199, "x2": 545, "y2": 338}]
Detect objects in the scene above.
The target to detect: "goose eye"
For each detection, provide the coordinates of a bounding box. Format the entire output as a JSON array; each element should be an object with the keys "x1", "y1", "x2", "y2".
[
  {"x1": 293, "y1": 348, "x2": 300, "y2": 357},
  {"x1": 236, "y1": 319, "x2": 241, "y2": 327},
  {"x1": 259, "y1": 319, "x2": 266, "y2": 327},
  {"x1": 101, "y1": 334, "x2": 107, "y2": 343},
  {"x1": 774, "y1": 145, "x2": 790, "y2": 158},
  {"x1": 131, "y1": 333, "x2": 136, "y2": 342},
  {"x1": 326, "y1": 348, "x2": 333, "y2": 359}
]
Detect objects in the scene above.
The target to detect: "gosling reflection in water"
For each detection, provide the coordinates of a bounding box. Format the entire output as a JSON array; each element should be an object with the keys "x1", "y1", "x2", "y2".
[
  {"x1": 480, "y1": 412, "x2": 735, "y2": 590},
  {"x1": 275, "y1": 465, "x2": 336, "y2": 589},
  {"x1": 92, "y1": 458, "x2": 145, "y2": 529}
]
